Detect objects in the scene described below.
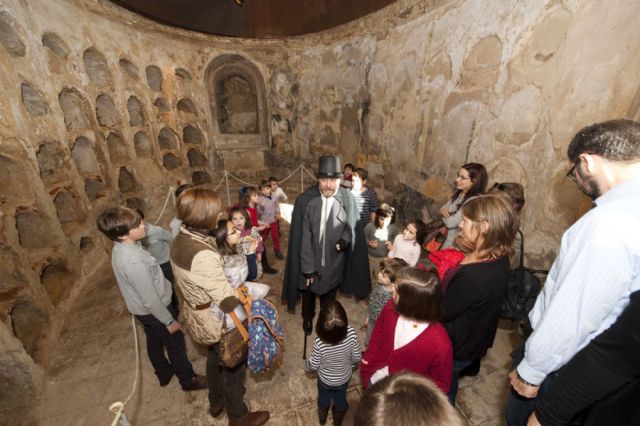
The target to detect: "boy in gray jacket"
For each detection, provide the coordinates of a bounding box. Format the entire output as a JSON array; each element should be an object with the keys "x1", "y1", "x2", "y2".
[{"x1": 97, "y1": 206, "x2": 206, "y2": 391}]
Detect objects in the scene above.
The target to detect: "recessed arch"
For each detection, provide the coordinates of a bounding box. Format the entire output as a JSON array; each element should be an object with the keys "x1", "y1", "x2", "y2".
[
  {"x1": 158, "y1": 127, "x2": 179, "y2": 149},
  {"x1": 177, "y1": 98, "x2": 197, "y2": 115},
  {"x1": 162, "y1": 153, "x2": 181, "y2": 170},
  {"x1": 36, "y1": 141, "x2": 68, "y2": 185},
  {"x1": 134, "y1": 131, "x2": 152, "y2": 157},
  {"x1": 83, "y1": 47, "x2": 112, "y2": 86},
  {"x1": 127, "y1": 95, "x2": 145, "y2": 126},
  {"x1": 187, "y1": 148, "x2": 207, "y2": 167},
  {"x1": 106, "y1": 132, "x2": 129, "y2": 164},
  {"x1": 192, "y1": 171, "x2": 211, "y2": 186},
  {"x1": 183, "y1": 125, "x2": 204, "y2": 144},
  {"x1": 96, "y1": 94, "x2": 119, "y2": 127},
  {"x1": 145, "y1": 65, "x2": 163, "y2": 91},
  {"x1": 71, "y1": 137, "x2": 99, "y2": 175},
  {"x1": 58, "y1": 88, "x2": 92, "y2": 130}
]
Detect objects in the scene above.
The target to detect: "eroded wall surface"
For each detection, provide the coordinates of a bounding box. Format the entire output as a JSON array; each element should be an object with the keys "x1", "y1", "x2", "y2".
[{"x1": 1, "y1": 0, "x2": 640, "y2": 418}]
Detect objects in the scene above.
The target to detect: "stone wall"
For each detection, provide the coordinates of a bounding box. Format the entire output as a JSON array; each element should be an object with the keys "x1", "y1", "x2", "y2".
[{"x1": 1, "y1": 0, "x2": 640, "y2": 418}]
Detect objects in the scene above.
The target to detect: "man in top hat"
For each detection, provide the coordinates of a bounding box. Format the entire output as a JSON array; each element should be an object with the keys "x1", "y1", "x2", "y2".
[{"x1": 282, "y1": 155, "x2": 371, "y2": 334}]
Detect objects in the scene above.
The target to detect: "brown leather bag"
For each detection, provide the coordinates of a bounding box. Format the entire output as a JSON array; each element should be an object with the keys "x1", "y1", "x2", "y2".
[{"x1": 218, "y1": 286, "x2": 252, "y2": 368}]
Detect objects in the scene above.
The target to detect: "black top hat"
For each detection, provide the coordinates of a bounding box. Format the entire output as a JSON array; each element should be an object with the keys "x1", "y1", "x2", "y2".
[{"x1": 316, "y1": 155, "x2": 343, "y2": 178}]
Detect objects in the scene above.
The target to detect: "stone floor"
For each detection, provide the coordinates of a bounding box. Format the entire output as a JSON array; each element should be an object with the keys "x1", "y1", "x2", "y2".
[{"x1": 31, "y1": 221, "x2": 521, "y2": 426}]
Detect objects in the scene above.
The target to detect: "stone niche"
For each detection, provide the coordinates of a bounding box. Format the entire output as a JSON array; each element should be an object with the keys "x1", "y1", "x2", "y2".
[
  {"x1": 133, "y1": 131, "x2": 152, "y2": 157},
  {"x1": 127, "y1": 96, "x2": 145, "y2": 126},
  {"x1": 84, "y1": 177, "x2": 106, "y2": 201},
  {"x1": 154, "y1": 97, "x2": 170, "y2": 112},
  {"x1": 216, "y1": 75, "x2": 258, "y2": 133},
  {"x1": 118, "y1": 166, "x2": 142, "y2": 194},
  {"x1": 36, "y1": 141, "x2": 69, "y2": 185},
  {"x1": 177, "y1": 98, "x2": 197, "y2": 115},
  {"x1": 183, "y1": 125, "x2": 204, "y2": 144},
  {"x1": 118, "y1": 58, "x2": 139, "y2": 80},
  {"x1": 162, "y1": 153, "x2": 181, "y2": 170},
  {"x1": 39, "y1": 259, "x2": 74, "y2": 306},
  {"x1": 21, "y1": 83, "x2": 48, "y2": 116},
  {"x1": 0, "y1": 10, "x2": 26, "y2": 57},
  {"x1": 158, "y1": 127, "x2": 179, "y2": 149},
  {"x1": 52, "y1": 190, "x2": 87, "y2": 234},
  {"x1": 58, "y1": 88, "x2": 92, "y2": 130},
  {"x1": 95, "y1": 94, "x2": 119, "y2": 127},
  {"x1": 41, "y1": 32, "x2": 69, "y2": 58},
  {"x1": 71, "y1": 136, "x2": 100, "y2": 175},
  {"x1": 83, "y1": 47, "x2": 112, "y2": 86},
  {"x1": 10, "y1": 297, "x2": 50, "y2": 357},
  {"x1": 106, "y1": 131, "x2": 130, "y2": 164},
  {"x1": 175, "y1": 68, "x2": 192, "y2": 80},
  {"x1": 192, "y1": 170, "x2": 212, "y2": 185},
  {"x1": 187, "y1": 148, "x2": 207, "y2": 167},
  {"x1": 15, "y1": 209, "x2": 55, "y2": 250},
  {"x1": 145, "y1": 65, "x2": 163, "y2": 92}
]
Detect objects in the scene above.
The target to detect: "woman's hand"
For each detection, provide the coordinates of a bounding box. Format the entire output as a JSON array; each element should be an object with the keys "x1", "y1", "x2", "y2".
[
  {"x1": 248, "y1": 239, "x2": 258, "y2": 253},
  {"x1": 385, "y1": 241, "x2": 393, "y2": 251},
  {"x1": 368, "y1": 240, "x2": 379, "y2": 248},
  {"x1": 440, "y1": 207, "x2": 451, "y2": 218}
]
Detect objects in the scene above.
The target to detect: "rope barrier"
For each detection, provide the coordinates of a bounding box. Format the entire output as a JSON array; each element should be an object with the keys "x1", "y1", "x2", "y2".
[
  {"x1": 152, "y1": 186, "x2": 176, "y2": 225},
  {"x1": 108, "y1": 315, "x2": 139, "y2": 426}
]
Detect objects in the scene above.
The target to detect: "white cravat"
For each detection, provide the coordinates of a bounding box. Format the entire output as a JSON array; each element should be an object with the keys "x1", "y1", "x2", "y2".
[{"x1": 319, "y1": 195, "x2": 335, "y2": 266}]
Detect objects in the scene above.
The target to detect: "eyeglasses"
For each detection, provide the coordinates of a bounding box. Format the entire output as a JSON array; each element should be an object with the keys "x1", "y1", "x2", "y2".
[
  {"x1": 456, "y1": 175, "x2": 470, "y2": 180},
  {"x1": 566, "y1": 163, "x2": 577, "y2": 182}
]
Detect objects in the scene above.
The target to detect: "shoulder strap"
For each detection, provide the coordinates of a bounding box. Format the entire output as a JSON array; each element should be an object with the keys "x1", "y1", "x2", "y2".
[
  {"x1": 228, "y1": 312, "x2": 249, "y2": 342},
  {"x1": 517, "y1": 229, "x2": 525, "y2": 268}
]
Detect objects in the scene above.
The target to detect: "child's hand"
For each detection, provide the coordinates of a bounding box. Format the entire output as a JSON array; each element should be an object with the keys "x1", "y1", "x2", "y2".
[
  {"x1": 440, "y1": 207, "x2": 451, "y2": 218},
  {"x1": 258, "y1": 224, "x2": 269, "y2": 231},
  {"x1": 256, "y1": 253, "x2": 262, "y2": 262},
  {"x1": 368, "y1": 240, "x2": 379, "y2": 248},
  {"x1": 275, "y1": 213, "x2": 281, "y2": 220},
  {"x1": 385, "y1": 241, "x2": 393, "y2": 251},
  {"x1": 248, "y1": 239, "x2": 258, "y2": 253},
  {"x1": 167, "y1": 320, "x2": 181, "y2": 334}
]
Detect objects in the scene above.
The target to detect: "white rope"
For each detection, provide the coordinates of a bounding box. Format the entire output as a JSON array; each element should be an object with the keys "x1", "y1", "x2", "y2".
[
  {"x1": 224, "y1": 170, "x2": 258, "y2": 187},
  {"x1": 152, "y1": 186, "x2": 175, "y2": 225},
  {"x1": 301, "y1": 164, "x2": 316, "y2": 180},
  {"x1": 108, "y1": 315, "x2": 139, "y2": 426},
  {"x1": 277, "y1": 164, "x2": 302, "y2": 184},
  {"x1": 212, "y1": 171, "x2": 228, "y2": 192}
]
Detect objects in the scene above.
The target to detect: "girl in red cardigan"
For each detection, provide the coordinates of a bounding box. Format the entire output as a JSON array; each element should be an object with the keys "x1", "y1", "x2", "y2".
[{"x1": 361, "y1": 267, "x2": 453, "y2": 394}]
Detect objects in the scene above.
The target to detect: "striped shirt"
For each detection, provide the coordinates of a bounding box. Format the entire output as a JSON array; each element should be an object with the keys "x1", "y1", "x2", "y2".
[
  {"x1": 352, "y1": 188, "x2": 379, "y2": 225},
  {"x1": 305, "y1": 326, "x2": 362, "y2": 386}
]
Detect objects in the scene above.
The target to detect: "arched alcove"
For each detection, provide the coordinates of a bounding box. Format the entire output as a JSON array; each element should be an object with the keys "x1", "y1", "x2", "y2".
[
  {"x1": 205, "y1": 55, "x2": 269, "y2": 148},
  {"x1": 21, "y1": 83, "x2": 48, "y2": 116},
  {"x1": 15, "y1": 209, "x2": 54, "y2": 249},
  {"x1": 118, "y1": 167, "x2": 141, "y2": 193},
  {"x1": 71, "y1": 137, "x2": 99, "y2": 175},
  {"x1": 79, "y1": 236, "x2": 93, "y2": 250},
  {"x1": 36, "y1": 141, "x2": 68, "y2": 185},
  {"x1": 0, "y1": 11, "x2": 26, "y2": 57},
  {"x1": 125, "y1": 197, "x2": 146, "y2": 212},
  {"x1": 40, "y1": 259, "x2": 73, "y2": 306},
  {"x1": 83, "y1": 47, "x2": 112, "y2": 86},
  {"x1": 158, "y1": 127, "x2": 179, "y2": 149},
  {"x1": 192, "y1": 171, "x2": 212, "y2": 185},
  {"x1": 119, "y1": 58, "x2": 139, "y2": 80},
  {"x1": 10, "y1": 298, "x2": 49, "y2": 357},
  {"x1": 52, "y1": 190, "x2": 86, "y2": 231},
  {"x1": 162, "y1": 153, "x2": 181, "y2": 170},
  {"x1": 106, "y1": 132, "x2": 129, "y2": 164},
  {"x1": 177, "y1": 98, "x2": 197, "y2": 115},
  {"x1": 154, "y1": 97, "x2": 171, "y2": 112},
  {"x1": 145, "y1": 65, "x2": 163, "y2": 91},
  {"x1": 183, "y1": 125, "x2": 204, "y2": 144},
  {"x1": 175, "y1": 68, "x2": 192, "y2": 80},
  {"x1": 134, "y1": 131, "x2": 152, "y2": 157},
  {"x1": 41, "y1": 32, "x2": 69, "y2": 58},
  {"x1": 187, "y1": 148, "x2": 207, "y2": 167},
  {"x1": 95, "y1": 94, "x2": 119, "y2": 127},
  {"x1": 58, "y1": 88, "x2": 92, "y2": 130},
  {"x1": 127, "y1": 96, "x2": 145, "y2": 126},
  {"x1": 84, "y1": 177, "x2": 105, "y2": 201}
]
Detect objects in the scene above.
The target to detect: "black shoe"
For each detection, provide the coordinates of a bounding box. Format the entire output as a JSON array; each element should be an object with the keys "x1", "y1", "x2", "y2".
[
  {"x1": 318, "y1": 405, "x2": 330, "y2": 425},
  {"x1": 159, "y1": 373, "x2": 173, "y2": 387},
  {"x1": 181, "y1": 374, "x2": 207, "y2": 391},
  {"x1": 460, "y1": 359, "x2": 481, "y2": 377},
  {"x1": 303, "y1": 318, "x2": 313, "y2": 335},
  {"x1": 210, "y1": 404, "x2": 224, "y2": 418},
  {"x1": 275, "y1": 251, "x2": 284, "y2": 260},
  {"x1": 263, "y1": 265, "x2": 278, "y2": 274},
  {"x1": 332, "y1": 406, "x2": 347, "y2": 426}
]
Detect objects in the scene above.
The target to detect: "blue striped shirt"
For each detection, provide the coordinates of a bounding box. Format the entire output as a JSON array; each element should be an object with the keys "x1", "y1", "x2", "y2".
[{"x1": 305, "y1": 326, "x2": 362, "y2": 386}]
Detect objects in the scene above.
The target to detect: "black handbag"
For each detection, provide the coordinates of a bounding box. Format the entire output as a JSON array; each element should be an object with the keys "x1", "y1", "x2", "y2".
[{"x1": 500, "y1": 230, "x2": 548, "y2": 321}]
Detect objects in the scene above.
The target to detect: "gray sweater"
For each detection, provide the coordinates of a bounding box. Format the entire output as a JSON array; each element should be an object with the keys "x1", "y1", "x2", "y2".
[
  {"x1": 144, "y1": 223, "x2": 173, "y2": 264},
  {"x1": 112, "y1": 241, "x2": 174, "y2": 324}
]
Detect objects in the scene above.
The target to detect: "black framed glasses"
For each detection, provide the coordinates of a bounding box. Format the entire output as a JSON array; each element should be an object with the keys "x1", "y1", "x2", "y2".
[{"x1": 566, "y1": 163, "x2": 577, "y2": 181}]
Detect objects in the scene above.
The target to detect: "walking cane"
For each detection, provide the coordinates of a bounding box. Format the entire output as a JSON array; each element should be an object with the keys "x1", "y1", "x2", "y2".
[{"x1": 303, "y1": 332, "x2": 308, "y2": 360}]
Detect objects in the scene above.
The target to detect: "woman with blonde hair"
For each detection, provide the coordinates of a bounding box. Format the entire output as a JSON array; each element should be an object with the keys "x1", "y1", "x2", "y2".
[
  {"x1": 441, "y1": 195, "x2": 519, "y2": 402},
  {"x1": 170, "y1": 188, "x2": 269, "y2": 426}
]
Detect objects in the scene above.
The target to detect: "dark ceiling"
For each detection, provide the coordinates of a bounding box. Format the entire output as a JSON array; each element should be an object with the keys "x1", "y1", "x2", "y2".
[{"x1": 110, "y1": 0, "x2": 396, "y2": 38}]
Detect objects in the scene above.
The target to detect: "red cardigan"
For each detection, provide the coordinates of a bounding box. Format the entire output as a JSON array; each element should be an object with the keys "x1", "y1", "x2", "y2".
[{"x1": 361, "y1": 300, "x2": 453, "y2": 393}]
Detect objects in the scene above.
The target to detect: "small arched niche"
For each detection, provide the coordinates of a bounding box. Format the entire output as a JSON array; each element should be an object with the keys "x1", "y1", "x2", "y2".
[
  {"x1": 187, "y1": 148, "x2": 207, "y2": 167},
  {"x1": 127, "y1": 96, "x2": 145, "y2": 126},
  {"x1": 83, "y1": 47, "x2": 112, "y2": 86},
  {"x1": 192, "y1": 171, "x2": 212, "y2": 186},
  {"x1": 84, "y1": 177, "x2": 106, "y2": 201},
  {"x1": 183, "y1": 125, "x2": 204, "y2": 144},
  {"x1": 71, "y1": 136, "x2": 99, "y2": 175},
  {"x1": 158, "y1": 127, "x2": 179, "y2": 149},
  {"x1": 0, "y1": 11, "x2": 26, "y2": 57},
  {"x1": 175, "y1": 68, "x2": 192, "y2": 80},
  {"x1": 145, "y1": 65, "x2": 163, "y2": 92},
  {"x1": 205, "y1": 55, "x2": 269, "y2": 147},
  {"x1": 58, "y1": 88, "x2": 92, "y2": 130},
  {"x1": 106, "y1": 132, "x2": 129, "y2": 164},
  {"x1": 118, "y1": 167, "x2": 141, "y2": 194},
  {"x1": 119, "y1": 58, "x2": 139, "y2": 80},
  {"x1": 95, "y1": 94, "x2": 120, "y2": 127},
  {"x1": 21, "y1": 83, "x2": 48, "y2": 116},
  {"x1": 162, "y1": 153, "x2": 181, "y2": 170},
  {"x1": 36, "y1": 141, "x2": 68, "y2": 185},
  {"x1": 154, "y1": 97, "x2": 171, "y2": 112},
  {"x1": 134, "y1": 131, "x2": 152, "y2": 157},
  {"x1": 177, "y1": 98, "x2": 197, "y2": 115},
  {"x1": 125, "y1": 197, "x2": 146, "y2": 212},
  {"x1": 53, "y1": 190, "x2": 87, "y2": 232},
  {"x1": 40, "y1": 259, "x2": 73, "y2": 306},
  {"x1": 10, "y1": 297, "x2": 49, "y2": 357},
  {"x1": 42, "y1": 32, "x2": 69, "y2": 58},
  {"x1": 15, "y1": 208, "x2": 54, "y2": 249}
]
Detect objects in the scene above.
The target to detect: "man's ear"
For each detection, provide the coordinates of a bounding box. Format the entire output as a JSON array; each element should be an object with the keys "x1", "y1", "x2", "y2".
[{"x1": 582, "y1": 154, "x2": 598, "y2": 174}]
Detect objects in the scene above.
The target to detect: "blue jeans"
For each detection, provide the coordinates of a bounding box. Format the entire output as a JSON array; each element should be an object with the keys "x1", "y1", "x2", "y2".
[
  {"x1": 318, "y1": 379, "x2": 348, "y2": 411},
  {"x1": 448, "y1": 359, "x2": 473, "y2": 403}
]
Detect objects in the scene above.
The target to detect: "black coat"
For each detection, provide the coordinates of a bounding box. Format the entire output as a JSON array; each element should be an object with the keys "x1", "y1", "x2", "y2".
[{"x1": 281, "y1": 185, "x2": 371, "y2": 312}]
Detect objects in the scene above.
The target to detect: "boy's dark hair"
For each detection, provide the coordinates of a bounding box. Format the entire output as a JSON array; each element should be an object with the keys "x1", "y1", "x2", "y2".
[
  {"x1": 259, "y1": 179, "x2": 270, "y2": 189},
  {"x1": 568, "y1": 119, "x2": 640, "y2": 163},
  {"x1": 240, "y1": 186, "x2": 259, "y2": 209},
  {"x1": 412, "y1": 219, "x2": 428, "y2": 246},
  {"x1": 214, "y1": 219, "x2": 234, "y2": 255},
  {"x1": 175, "y1": 183, "x2": 193, "y2": 199},
  {"x1": 355, "y1": 372, "x2": 467, "y2": 426},
  {"x1": 393, "y1": 267, "x2": 442, "y2": 322},
  {"x1": 229, "y1": 207, "x2": 251, "y2": 230},
  {"x1": 315, "y1": 299, "x2": 348, "y2": 345},
  {"x1": 267, "y1": 176, "x2": 278, "y2": 183},
  {"x1": 354, "y1": 167, "x2": 368, "y2": 181},
  {"x1": 97, "y1": 207, "x2": 142, "y2": 242},
  {"x1": 489, "y1": 182, "x2": 525, "y2": 213},
  {"x1": 343, "y1": 163, "x2": 355, "y2": 171},
  {"x1": 379, "y1": 257, "x2": 408, "y2": 282},
  {"x1": 374, "y1": 203, "x2": 396, "y2": 228}
]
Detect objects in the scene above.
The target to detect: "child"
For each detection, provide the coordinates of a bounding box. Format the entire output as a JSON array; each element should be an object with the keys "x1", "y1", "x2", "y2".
[
  {"x1": 240, "y1": 187, "x2": 277, "y2": 274},
  {"x1": 170, "y1": 183, "x2": 192, "y2": 237},
  {"x1": 361, "y1": 267, "x2": 452, "y2": 394},
  {"x1": 340, "y1": 163, "x2": 355, "y2": 190},
  {"x1": 305, "y1": 299, "x2": 362, "y2": 426},
  {"x1": 96, "y1": 206, "x2": 206, "y2": 391},
  {"x1": 268, "y1": 176, "x2": 288, "y2": 202},
  {"x1": 230, "y1": 207, "x2": 264, "y2": 275},
  {"x1": 365, "y1": 204, "x2": 400, "y2": 259},
  {"x1": 365, "y1": 257, "x2": 408, "y2": 346},
  {"x1": 387, "y1": 220, "x2": 427, "y2": 266},
  {"x1": 258, "y1": 179, "x2": 283, "y2": 260}
]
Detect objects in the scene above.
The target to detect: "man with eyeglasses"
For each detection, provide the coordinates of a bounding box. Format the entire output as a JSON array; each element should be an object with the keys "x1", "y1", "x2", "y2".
[{"x1": 506, "y1": 119, "x2": 640, "y2": 425}]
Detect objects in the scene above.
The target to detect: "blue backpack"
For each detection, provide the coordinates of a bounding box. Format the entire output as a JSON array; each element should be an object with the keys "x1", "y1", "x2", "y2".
[{"x1": 247, "y1": 299, "x2": 285, "y2": 374}]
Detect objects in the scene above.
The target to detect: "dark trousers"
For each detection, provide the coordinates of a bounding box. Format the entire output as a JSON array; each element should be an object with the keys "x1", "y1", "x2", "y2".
[
  {"x1": 448, "y1": 359, "x2": 473, "y2": 403},
  {"x1": 134, "y1": 304, "x2": 195, "y2": 387},
  {"x1": 302, "y1": 287, "x2": 339, "y2": 325},
  {"x1": 207, "y1": 343, "x2": 248, "y2": 420},
  {"x1": 318, "y1": 379, "x2": 348, "y2": 411},
  {"x1": 159, "y1": 261, "x2": 180, "y2": 313}
]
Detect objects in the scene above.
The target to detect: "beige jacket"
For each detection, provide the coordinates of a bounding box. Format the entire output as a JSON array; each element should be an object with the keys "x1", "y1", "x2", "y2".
[{"x1": 170, "y1": 227, "x2": 235, "y2": 346}]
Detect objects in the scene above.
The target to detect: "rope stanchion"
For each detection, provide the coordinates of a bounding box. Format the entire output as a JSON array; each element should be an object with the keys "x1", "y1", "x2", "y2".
[
  {"x1": 152, "y1": 186, "x2": 175, "y2": 225},
  {"x1": 108, "y1": 315, "x2": 139, "y2": 426},
  {"x1": 225, "y1": 172, "x2": 232, "y2": 208},
  {"x1": 213, "y1": 171, "x2": 227, "y2": 192}
]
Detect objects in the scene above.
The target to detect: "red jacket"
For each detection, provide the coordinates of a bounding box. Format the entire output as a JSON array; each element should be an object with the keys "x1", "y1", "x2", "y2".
[{"x1": 361, "y1": 301, "x2": 453, "y2": 393}]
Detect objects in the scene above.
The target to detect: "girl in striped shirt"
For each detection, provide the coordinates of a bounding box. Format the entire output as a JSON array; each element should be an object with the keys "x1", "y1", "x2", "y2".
[{"x1": 305, "y1": 299, "x2": 362, "y2": 426}]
